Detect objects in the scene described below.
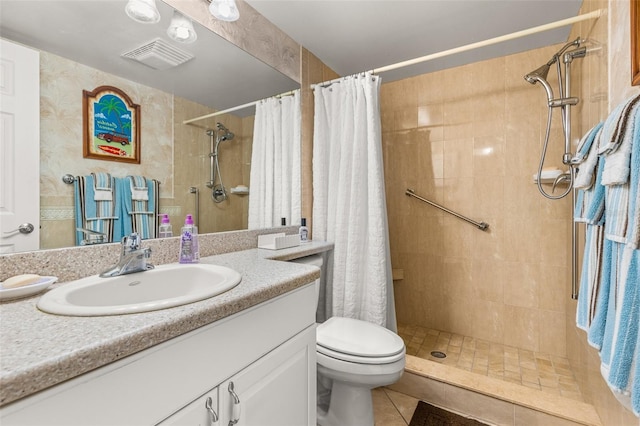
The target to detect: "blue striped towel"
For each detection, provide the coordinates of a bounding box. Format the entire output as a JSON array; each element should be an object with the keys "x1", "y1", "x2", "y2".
[
  {"x1": 574, "y1": 122, "x2": 604, "y2": 165},
  {"x1": 598, "y1": 94, "x2": 640, "y2": 156},
  {"x1": 625, "y1": 114, "x2": 640, "y2": 249},
  {"x1": 576, "y1": 225, "x2": 605, "y2": 332},
  {"x1": 602, "y1": 95, "x2": 640, "y2": 186},
  {"x1": 599, "y1": 246, "x2": 639, "y2": 413},
  {"x1": 604, "y1": 184, "x2": 630, "y2": 243},
  {"x1": 118, "y1": 176, "x2": 158, "y2": 239},
  {"x1": 73, "y1": 174, "x2": 119, "y2": 245},
  {"x1": 575, "y1": 124, "x2": 604, "y2": 190},
  {"x1": 92, "y1": 172, "x2": 113, "y2": 201}
]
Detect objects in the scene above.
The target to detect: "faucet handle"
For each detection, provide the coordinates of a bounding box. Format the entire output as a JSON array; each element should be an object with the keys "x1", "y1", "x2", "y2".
[{"x1": 122, "y1": 232, "x2": 141, "y2": 252}]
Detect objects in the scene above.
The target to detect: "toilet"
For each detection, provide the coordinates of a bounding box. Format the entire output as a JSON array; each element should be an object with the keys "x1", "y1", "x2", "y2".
[{"x1": 291, "y1": 255, "x2": 406, "y2": 426}]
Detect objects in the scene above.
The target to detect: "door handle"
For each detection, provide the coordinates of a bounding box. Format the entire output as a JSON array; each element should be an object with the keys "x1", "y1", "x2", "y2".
[{"x1": 4, "y1": 223, "x2": 35, "y2": 235}]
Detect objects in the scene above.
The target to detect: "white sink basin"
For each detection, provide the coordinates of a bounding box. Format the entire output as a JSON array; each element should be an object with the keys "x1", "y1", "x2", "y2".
[{"x1": 37, "y1": 263, "x2": 241, "y2": 316}]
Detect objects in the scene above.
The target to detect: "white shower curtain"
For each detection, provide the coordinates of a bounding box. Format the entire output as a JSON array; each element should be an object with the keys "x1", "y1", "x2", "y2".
[
  {"x1": 312, "y1": 72, "x2": 397, "y2": 331},
  {"x1": 248, "y1": 91, "x2": 301, "y2": 229}
]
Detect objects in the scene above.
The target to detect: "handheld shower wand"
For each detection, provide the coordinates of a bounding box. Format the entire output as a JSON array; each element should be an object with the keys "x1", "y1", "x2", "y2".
[
  {"x1": 524, "y1": 37, "x2": 585, "y2": 200},
  {"x1": 206, "y1": 123, "x2": 235, "y2": 203}
]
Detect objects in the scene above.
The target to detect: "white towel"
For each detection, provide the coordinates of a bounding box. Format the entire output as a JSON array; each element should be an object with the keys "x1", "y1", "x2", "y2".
[
  {"x1": 601, "y1": 96, "x2": 640, "y2": 185},
  {"x1": 598, "y1": 95, "x2": 640, "y2": 156},
  {"x1": 92, "y1": 172, "x2": 114, "y2": 201},
  {"x1": 575, "y1": 125, "x2": 604, "y2": 190},
  {"x1": 129, "y1": 176, "x2": 149, "y2": 201}
]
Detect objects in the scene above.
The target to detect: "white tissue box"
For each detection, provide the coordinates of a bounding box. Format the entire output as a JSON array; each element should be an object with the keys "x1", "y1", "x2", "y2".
[{"x1": 257, "y1": 233, "x2": 300, "y2": 250}]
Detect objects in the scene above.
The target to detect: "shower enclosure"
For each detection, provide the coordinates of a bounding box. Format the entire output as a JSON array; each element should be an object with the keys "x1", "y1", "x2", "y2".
[{"x1": 382, "y1": 41, "x2": 598, "y2": 416}]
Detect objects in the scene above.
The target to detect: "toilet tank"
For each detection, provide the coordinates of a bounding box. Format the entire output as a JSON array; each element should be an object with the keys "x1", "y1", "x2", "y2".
[{"x1": 289, "y1": 254, "x2": 323, "y2": 308}]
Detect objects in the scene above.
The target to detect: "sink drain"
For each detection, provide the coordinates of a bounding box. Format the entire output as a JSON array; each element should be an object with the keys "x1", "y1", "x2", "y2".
[{"x1": 430, "y1": 351, "x2": 447, "y2": 359}]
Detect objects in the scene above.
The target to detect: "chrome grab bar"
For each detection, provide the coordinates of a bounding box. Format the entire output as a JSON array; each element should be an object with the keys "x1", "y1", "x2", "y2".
[{"x1": 405, "y1": 189, "x2": 489, "y2": 231}]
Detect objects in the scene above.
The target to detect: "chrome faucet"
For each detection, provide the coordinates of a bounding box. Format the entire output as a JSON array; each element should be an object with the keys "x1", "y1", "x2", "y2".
[{"x1": 100, "y1": 233, "x2": 154, "y2": 278}]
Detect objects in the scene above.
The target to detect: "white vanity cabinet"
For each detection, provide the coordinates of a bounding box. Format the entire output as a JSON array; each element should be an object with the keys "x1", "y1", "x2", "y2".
[
  {"x1": 0, "y1": 284, "x2": 317, "y2": 426},
  {"x1": 159, "y1": 328, "x2": 313, "y2": 426}
]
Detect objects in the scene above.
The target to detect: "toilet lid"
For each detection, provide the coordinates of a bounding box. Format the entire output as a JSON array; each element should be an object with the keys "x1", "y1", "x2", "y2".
[{"x1": 316, "y1": 317, "x2": 405, "y2": 358}]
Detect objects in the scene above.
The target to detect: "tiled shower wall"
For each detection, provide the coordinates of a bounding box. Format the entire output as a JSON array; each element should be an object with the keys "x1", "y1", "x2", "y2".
[{"x1": 382, "y1": 41, "x2": 575, "y2": 358}]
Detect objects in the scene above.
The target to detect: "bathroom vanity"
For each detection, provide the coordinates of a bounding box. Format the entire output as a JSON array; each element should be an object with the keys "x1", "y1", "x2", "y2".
[{"x1": 0, "y1": 243, "x2": 332, "y2": 425}]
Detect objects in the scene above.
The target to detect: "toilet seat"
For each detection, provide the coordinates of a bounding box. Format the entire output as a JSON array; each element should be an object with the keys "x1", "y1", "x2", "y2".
[{"x1": 316, "y1": 317, "x2": 405, "y2": 364}]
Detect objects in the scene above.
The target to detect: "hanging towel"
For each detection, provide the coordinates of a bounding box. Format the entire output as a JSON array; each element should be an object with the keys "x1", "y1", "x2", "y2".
[
  {"x1": 130, "y1": 175, "x2": 149, "y2": 201},
  {"x1": 601, "y1": 95, "x2": 640, "y2": 186},
  {"x1": 575, "y1": 124, "x2": 604, "y2": 190},
  {"x1": 574, "y1": 122, "x2": 604, "y2": 165},
  {"x1": 600, "y1": 246, "x2": 639, "y2": 413},
  {"x1": 598, "y1": 94, "x2": 640, "y2": 156},
  {"x1": 93, "y1": 172, "x2": 114, "y2": 201},
  {"x1": 73, "y1": 174, "x2": 119, "y2": 245},
  {"x1": 575, "y1": 157, "x2": 606, "y2": 225},
  {"x1": 576, "y1": 225, "x2": 605, "y2": 332},
  {"x1": 586, "y1": 237, "x2": 615, "y2": 350},
  {"x1": 625, "y1": 116, "x2": 640, "y2": 249},
  {"x1": 117, "y1": 176, "x2": 158, "y2": 240},
  {"x1": 604, "y1": 183, "x2": 630, "y2": 243}
]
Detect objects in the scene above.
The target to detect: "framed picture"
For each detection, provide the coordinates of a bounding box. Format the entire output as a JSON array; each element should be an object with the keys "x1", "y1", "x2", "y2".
[
  {"x1": 83, "y1": 86, "x2": 141, "y2": 163},
  {"x1": 633, "y1": 0, "x2": 640, "y2": 85}
]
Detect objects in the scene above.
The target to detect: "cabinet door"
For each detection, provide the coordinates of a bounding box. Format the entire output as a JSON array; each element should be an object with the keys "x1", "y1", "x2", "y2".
[
  {"x1": 220, "y1": 326, "x2": 316, "y2": 426},
  {"x1": 157, "y1": 388, "x2": 219, "y2": 426}
]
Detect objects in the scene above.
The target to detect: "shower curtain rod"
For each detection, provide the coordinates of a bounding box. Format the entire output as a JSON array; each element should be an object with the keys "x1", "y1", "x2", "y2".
[
  {"x1": 311, "y1": 9, "x2": 602, "y2": 88},
  {"x1": 183, "y1": 90, "x2": 297, "y2": 125}
]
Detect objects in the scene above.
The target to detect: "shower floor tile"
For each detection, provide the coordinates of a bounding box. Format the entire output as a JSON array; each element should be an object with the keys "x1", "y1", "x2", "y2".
[{"x1": 398, "y1": 324, "x2": 585, "y2": 403}]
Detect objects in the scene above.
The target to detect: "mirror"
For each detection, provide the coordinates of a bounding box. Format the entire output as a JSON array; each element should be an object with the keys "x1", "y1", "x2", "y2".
[{"x1": 0, "y1": 0, "x2": 299, "y2": 252}]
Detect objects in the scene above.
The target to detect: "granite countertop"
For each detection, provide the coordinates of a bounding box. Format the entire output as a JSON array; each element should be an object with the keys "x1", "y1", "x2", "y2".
[{"x1": 0, "y1": 242, "x2": 333, "y2": 407}]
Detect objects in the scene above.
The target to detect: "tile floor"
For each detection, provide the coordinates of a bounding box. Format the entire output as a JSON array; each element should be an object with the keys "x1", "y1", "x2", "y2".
[
  {"x1": 397, "y1": 324, "x2": 584, "y2": 402},
  {"x1": 372, "y1": 387, "x2": 419, "y2": 426}
]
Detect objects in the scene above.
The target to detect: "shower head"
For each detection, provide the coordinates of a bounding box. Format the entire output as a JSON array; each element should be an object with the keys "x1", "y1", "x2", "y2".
[
  {"x1": 216, "y1": 122, "x2": 235, "y2": 142},
  {"x1": 524, "y1": 63, "x2": 551, "y2": 84},
  {"x1": 524, "y1": 37, "x2": 582, "y2": 103},
  {"x1": 524, "y1": 65, "x2": 554, "y2": 103}
]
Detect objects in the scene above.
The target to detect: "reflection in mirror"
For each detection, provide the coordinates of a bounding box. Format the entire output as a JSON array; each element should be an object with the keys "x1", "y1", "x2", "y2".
[{"x1": 0, "y1": 0, "x2": 299, "y2": 253}]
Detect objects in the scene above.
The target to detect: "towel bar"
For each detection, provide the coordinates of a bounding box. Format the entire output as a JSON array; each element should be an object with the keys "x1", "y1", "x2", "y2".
[{"x1": 405, "y1": 188, "x2": 489, "y2": 231}]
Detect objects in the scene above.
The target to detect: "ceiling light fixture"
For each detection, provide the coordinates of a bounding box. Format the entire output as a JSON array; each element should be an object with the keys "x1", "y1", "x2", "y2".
[
  {"x1": 167, "y1": 11, "x2": 198, "y2": 43},
  {"x1": 208, "y1": 0, "x2": 240, "y2": 22},
  {"x1": 125, "y1": 0, "x2": 161, "y2": 24}
]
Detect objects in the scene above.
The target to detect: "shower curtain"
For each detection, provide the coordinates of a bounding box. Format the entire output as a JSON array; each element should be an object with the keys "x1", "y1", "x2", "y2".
[
  {"x1": 312, "y1": 72, "x2": 397, "y2": 331},
  {"x1": 248, "y1": 91, "x2": 301, "y2": 229}
]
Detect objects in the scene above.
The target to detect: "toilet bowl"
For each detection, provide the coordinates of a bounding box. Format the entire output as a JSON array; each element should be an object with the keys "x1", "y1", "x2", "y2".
[{"x1": 290, "y1": 255, "x2": 406, "y2": 426}]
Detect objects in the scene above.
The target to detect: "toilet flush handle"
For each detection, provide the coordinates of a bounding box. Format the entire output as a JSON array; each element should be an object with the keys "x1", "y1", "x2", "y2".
[{"x1": 227, "y1": 382, "x2": 241, "y2": 426}]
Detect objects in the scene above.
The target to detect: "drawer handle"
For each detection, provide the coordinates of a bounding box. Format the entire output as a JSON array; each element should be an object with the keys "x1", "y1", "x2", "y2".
[
  {"x1": 228, "y1": 382, "x2": 241, "y2": 426},
  {"x1": 205, "y1": 397, "x2": 220, "y2": 426}
]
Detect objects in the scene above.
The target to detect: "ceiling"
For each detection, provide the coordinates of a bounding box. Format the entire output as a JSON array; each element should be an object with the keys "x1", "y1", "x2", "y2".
[
  {"x1": 0, "y1": 0, "x2": 583, "y2": 113},
  {"x1": 246, "y1": 0, "x2": 584, "y2": 82}
]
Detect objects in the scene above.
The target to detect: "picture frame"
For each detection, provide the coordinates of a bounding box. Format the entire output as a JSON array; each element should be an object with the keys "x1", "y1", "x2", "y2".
[
  {"x1": 632, "y1": 0, "x2": 640, "y2": 85},
  {"x1": 83, "y1": 86, "x2": 141, "y2": 163}
]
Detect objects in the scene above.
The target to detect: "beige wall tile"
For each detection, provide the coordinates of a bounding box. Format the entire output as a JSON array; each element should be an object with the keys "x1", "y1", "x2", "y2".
[
  {"x1": 514, "y1": 406, "x2": 586, "y2": 426},
  {"x1": 443, "y1": 382, "x2": 515, "y2": 425}
]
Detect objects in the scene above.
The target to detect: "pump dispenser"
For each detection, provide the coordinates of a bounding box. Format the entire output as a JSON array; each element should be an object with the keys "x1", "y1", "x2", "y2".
[
  {"x1": 299, "y1": 218, "x2": 309, "y2": 243},
  {"x1": 159, "y1": 214, "x2": 173, "y2": 238},
  {"x1": 179, "y1": 214, "x2": 199, "y2": 263}
]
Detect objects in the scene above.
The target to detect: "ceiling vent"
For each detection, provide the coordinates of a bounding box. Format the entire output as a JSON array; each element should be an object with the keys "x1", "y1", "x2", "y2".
[{"x1": 122, "y1": 38, "x2": 194, "y2": 70}]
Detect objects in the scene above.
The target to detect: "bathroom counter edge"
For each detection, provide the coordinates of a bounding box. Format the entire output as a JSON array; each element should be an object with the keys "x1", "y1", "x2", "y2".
[{"x1": 0, "y1": 241, "x2": 333, "y2": 407}]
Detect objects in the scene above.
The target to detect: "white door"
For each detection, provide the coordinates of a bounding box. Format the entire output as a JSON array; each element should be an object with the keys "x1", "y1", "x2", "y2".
[{"x1": 0, "y1": 38, "x2": 40, "y2": 253}]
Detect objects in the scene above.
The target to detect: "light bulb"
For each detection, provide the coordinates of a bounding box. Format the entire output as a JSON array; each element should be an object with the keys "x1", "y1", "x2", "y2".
[
  {"x1": 167, "y1": 11, "x2": 197, "y2": 44},
  {"x1": 209, "y1": 0, "x2": 239, "y2": 22},
  {"x1": 125, "y1": 0, "x2": 161, "y2": 24}
]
